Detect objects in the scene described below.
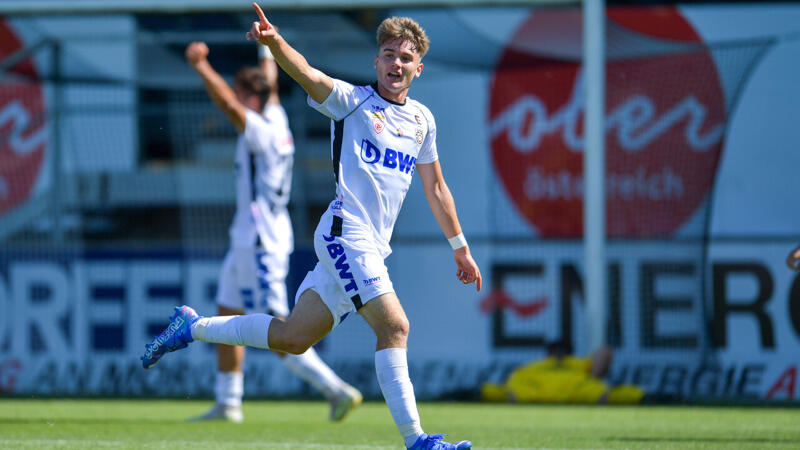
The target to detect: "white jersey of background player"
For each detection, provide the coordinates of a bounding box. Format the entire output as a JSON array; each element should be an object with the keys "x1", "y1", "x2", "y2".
[
  {"x1": 183, "y1": 41, "x2": 361, "y2": 423},
  {"x1": 144, "y1": 8, "x2": 480, "y2": 450}
]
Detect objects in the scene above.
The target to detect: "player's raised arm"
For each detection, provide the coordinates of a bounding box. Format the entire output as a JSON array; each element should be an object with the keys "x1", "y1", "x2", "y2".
[
  {"x1": 416, "y1": 161, "x2": 482, "y2": 292},
  {"x1": 247, "y1": 3, "x2": 333, "y2": 104},
  {"x1": 259, "y1": 45, "x2": 280, "y2": 106},
  {"x1": 186, "y1": 42, "x2": 247, "y2": 132}
]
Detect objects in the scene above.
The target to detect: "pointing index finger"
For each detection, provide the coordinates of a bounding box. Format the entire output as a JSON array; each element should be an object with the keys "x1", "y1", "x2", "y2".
[{"x1": 253, "y1": 2, "x2": 269, "y2": 25}]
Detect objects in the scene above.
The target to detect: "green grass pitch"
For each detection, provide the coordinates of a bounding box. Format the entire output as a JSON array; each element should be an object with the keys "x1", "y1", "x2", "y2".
[{"x1": 0, "y1": 399, "x2": 798, "y2": 449}]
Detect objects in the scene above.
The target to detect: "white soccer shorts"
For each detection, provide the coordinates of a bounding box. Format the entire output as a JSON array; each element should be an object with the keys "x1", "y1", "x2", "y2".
[
  {"x1": 216, "y1": 246, "x2": 290, "y2": 317},
  {"x1": 294, "y1": 231, "x2": 394, "y2": 327}
]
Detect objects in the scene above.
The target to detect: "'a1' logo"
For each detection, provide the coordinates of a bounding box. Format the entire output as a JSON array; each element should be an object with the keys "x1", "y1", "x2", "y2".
[
  {"x1": 0, "y1": 20, "x2": 47, "y2": 217},
  {"x1": 489, "y1": 7, "x2": 726, "y2": 237}
]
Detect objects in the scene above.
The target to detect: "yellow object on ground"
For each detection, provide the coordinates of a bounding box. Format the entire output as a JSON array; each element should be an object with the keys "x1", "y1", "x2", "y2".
[{"x1": 481, "y1": 356, "x2": 644, "y2": 404}]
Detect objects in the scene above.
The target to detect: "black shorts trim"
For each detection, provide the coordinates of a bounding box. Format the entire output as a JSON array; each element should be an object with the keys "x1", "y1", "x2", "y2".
[{"x1": 330, "y1": 215, "x2": 343, "y2": 237}]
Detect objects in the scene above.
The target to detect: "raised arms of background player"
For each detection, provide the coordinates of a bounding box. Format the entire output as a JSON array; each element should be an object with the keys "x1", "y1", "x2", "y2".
[{"x1": 186, "y1": 41, "x2": 248, "y2": 132}]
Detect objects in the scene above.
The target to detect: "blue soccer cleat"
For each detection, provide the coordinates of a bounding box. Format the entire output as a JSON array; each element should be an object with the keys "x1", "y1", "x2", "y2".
[
  {"x1": 141, "y1": 305, "x2": 200, "y2": 369},
  {"x1": 408, "y1": 433, "x2": 472, "y2": 450}
]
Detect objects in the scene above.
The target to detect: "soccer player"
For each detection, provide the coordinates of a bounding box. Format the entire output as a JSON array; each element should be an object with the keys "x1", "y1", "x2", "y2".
[
  {"x1": 144, "y1": 5, "x2": 480, "y2": 449},
  {"x1": 180, "y1": 41, "x2": 362, "y2": 423}
]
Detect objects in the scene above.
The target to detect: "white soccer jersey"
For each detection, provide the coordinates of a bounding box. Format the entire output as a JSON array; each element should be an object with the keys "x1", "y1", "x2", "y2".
[
  {"x1": 229, "y1": 105, "x2": 294, "y2": 257},
  {"x1": 308, "y1": 79, "x2": 438, "y2": 258}
]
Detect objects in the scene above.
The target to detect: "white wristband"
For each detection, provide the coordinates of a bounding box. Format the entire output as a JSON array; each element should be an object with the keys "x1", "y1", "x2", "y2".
[
  {"x1": 448, "y1": 233, "x2": 467, "y2": 250},
  {"x1": 258, "y1": 44, "x2": 274, "y2": 60}
]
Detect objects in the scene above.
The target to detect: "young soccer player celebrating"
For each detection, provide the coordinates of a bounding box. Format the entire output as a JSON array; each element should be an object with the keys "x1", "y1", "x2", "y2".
[{"x1": 143, "y1": 4, "x2": 480, "y2": 449}]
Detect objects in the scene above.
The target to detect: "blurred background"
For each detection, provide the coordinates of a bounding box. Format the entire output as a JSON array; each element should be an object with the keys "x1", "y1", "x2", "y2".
[{"x1": 1, "y1": 0, "x2": 799, "y2": 403}]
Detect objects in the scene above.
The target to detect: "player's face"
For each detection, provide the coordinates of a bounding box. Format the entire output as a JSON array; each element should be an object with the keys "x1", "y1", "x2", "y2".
[
  {"x1": 234, "y1": 83, "x2": 261, "y2": 111},
  {"x1": 374, "y1": 39, "x2": 422, "y2": 102},
  {"x1": 234, "y1": 83, "x2": 250, "y2": 104}
]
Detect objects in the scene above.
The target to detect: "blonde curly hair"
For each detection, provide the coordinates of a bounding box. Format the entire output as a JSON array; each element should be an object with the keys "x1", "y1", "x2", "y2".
[{"x1": 376, "y1": 16, "x2": 430, "y2": 59}]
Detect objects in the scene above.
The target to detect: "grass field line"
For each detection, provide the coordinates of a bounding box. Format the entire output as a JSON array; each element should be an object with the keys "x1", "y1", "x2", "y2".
[
  {"x1": 0, "y1": 439, "x2": 394, "y2": 449},
  {"x1": 0, "y1": 438, "x2": 539, "y2": 450}
]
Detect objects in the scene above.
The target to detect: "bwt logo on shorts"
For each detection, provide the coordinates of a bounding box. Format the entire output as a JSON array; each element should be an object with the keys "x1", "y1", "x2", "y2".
[
  {"x1": 363, "y1": 276, "x2": 381, "y2": 286},
  {"x1": 323, "y1": 235, "x2": 358, "y2": 293},
  {"x1": 0, "y1": 20, "x2": 47, "y2": 217},
  {"x1": 360, "y1": 138, "x2": 417, "y2": 175},
  {"x1": 489, "y1": 7, "x2": 726, "y2": 237}
]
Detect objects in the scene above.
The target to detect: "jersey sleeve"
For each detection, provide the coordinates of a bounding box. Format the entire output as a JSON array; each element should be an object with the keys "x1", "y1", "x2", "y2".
[
  {"x1": 416, "y1": 104, "x2": 438, "y2": 164},
  {"x1": 244, "y1": 108, "x2": 293, "y2": 157},
  {"x1": 307, "y1": 78, "x2": 370, "y2": 121}
]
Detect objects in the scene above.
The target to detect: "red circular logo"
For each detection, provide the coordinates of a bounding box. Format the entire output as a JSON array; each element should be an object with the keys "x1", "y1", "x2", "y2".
[
  {"x1": 490, "y1": 7, "x2": 726, "y2": 237},
  {"x1": 0, "y1": 20, "x2": 46, "y2": 216}
]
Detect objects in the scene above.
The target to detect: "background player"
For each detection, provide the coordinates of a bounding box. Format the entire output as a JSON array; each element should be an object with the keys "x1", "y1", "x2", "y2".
[
  {"x1": 481, "y1": 341, "x2": 644, "y2": 404},
  {"x1": 145, "y1": 6, "x2": 480, "y2": 449},
  {"x1": 183, "y1": 40, "x2": 361, "y2": 423}
]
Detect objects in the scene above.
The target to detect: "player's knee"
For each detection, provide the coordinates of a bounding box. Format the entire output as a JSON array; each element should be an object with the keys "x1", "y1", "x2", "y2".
[
  {"x1": 394, "y1": 317, "x2": 410, "y2": 339},
  {"x1": 377, "y1": 317, "x2": 409, "y2": 344}
]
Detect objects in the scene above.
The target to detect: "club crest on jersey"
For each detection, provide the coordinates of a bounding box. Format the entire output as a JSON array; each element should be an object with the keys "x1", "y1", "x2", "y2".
[
  {"x1": 415, "y1": 127, "x2": 424, "y2": 145},
  {"x1": 370, "y1": 105, "x2": 386, "y2": 134}
]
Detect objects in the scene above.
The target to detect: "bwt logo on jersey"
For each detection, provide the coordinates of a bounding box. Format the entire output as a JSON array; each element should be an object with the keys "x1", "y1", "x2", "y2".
[
  {"x1": 360, "y1": 139, "x2": 417, "y2": 175},
  {"x1": 489, "y1": 7, "x2": 726, "y2": 238},
  {"x1": 323, "y1": 235, "x2": 358, "y2": 293}
]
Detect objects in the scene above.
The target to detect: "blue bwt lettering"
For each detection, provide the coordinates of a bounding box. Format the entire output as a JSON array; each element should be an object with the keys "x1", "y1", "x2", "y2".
[
  {"x1": 361, "y1": 138, "x2": 416, "y2": 174},
  {"x1": 323, "y1": 234, "x2": 359, "y2": 293},
  {"x1": 360, "y1": 139, "x2": 381, "y2": 164}
]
